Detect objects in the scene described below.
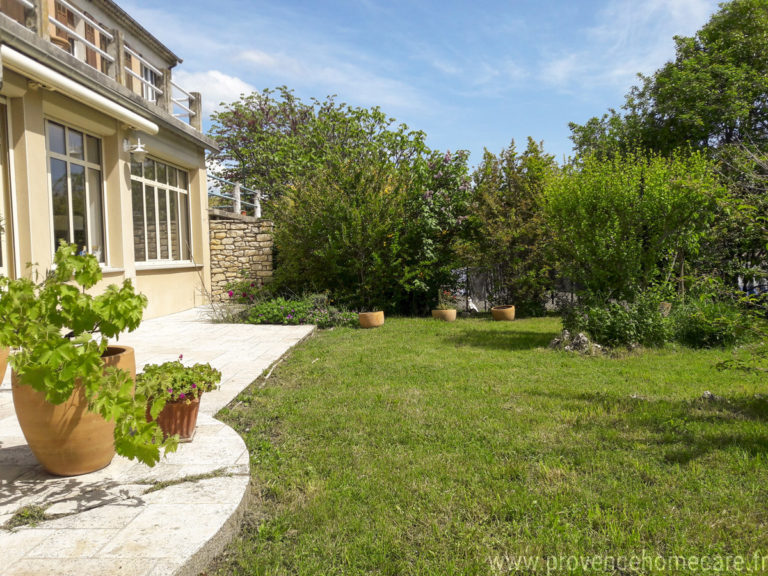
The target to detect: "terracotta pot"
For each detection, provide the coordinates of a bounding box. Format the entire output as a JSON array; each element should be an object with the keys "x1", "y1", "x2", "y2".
[
  {"x1": 0, "y1": 347, "x2": 8, "y2": 383},
  {"x1": 12, "y1": 346, "x2": 135, "y2": 476},
  {"x1": 491, "y1": 305, "x2": 516, "y2": 321},
  {"x1": 358, "y1": 311, "x2": 384, "y2": 329},
  {"x1": 146, "y1": 394, "x2": 201, "y2": 441},
  {"x1": 431, "y1": 309, "x2": 457, "y2": 322}
]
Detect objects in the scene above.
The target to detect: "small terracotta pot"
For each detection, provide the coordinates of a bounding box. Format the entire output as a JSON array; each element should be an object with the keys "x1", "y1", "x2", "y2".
[
  {"x1": 431, "y1": 309, "x2": 457, "y2": 322},
  {"x1": 491, "y1": 305, "x2": 516, "y2": 321},
  {"x1": 12, "y1": 346, "x2": 136, "y2": 476},
  {"x1": 0, "y1": 347, "x2": 8, "y2": 383},
  {"x1": 358, "y1": 311, "x2": 384, "y2": 328},
  {"x1": 146, "y1": 395, "x2": 201, "y2": 441}
]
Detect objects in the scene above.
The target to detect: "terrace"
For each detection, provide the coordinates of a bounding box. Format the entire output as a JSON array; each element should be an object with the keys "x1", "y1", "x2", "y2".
[
  {"x1": 0, "y1": 0, "x2": 201, "y2": 129},
  {"x1": 0, "y1": 308, "x2": 314, "y2": 576}
]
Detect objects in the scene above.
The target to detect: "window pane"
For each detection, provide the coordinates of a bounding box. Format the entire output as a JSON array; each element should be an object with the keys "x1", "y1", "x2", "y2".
[
  {"x1": 87, "y1": 168, "x2": 104, "y2": 262},
  {"x1": 157, "y1": 162, "x2": 167, "y2": 185},
  {"x1": 86, "y1": 136, "x2": 100, "y2": 164},
  {"x1": 178, "y1": 170, "x2": 188, "y2": 190},
  {"x1": 70, "y1": 164, "x2": 87, "y2": 253},
  {"x1": 131, "y1": 157, "x2": 142, "y2": 177},
  {"x1": 50, "y1": 158, "x2": 69, "y2": 248},
  {"x1": 179, "y1": 193, "x2": 189, "y2": 260},
  {"x1": 145, "y1": 185, "x2": 157, "y2": 259},
  {"x1": 167, "y1": 167, "x2": 177, "y2": 188},
  {"x1": 144, "y1": 158, "x2": 155, "y2": 181},
  {"x1": 48, "y1": 122, "x2": 66, "y2": 155},
  {"x1": 170, "y1": 191, "x2": 180, "y2": 260},
  {"x1": 68, "y1": 129, "x2": 84, "y2": 160},
  {"x1": 158, "y1": 189, "x2": 169, "y2": 259},
  {"x1": 132, "y1": 180, "x2": 145, "y2": 262}
]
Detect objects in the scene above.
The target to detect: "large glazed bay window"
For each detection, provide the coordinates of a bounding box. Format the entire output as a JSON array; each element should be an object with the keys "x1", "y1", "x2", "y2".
[
  {"x1": 131, "y1": 158, "x2": 190, "y2": 262},
  {"x1": 47, "y1": 121, "x2": 105, "y2": 262}
]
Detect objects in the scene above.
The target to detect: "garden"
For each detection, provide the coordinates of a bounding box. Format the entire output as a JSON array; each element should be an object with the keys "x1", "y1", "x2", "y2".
[
  {"x1": 0, "y1": 0, "x2": 767, "y2": 573},
  {"x1": 203, "y1": 1, "x2": 768, "y2": 572}
]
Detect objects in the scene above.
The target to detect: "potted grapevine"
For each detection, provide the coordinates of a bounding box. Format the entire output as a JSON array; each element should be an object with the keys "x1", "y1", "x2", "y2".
[
  {"x1": 0, "y1": 243, "x2": 176, "y2": 476},
  {"x1": 138, "y1": 357, "x2": 221, "y2": 441}
]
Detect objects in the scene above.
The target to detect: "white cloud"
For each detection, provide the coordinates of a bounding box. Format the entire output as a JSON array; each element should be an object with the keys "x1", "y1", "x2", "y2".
[
  {"x1": 539, "y1": 0, "x2": 719, "y2": 93},
  {"x1": 238, "y1": 49, "x2": 430, "y2": 113},
  {"x1": 172, "y1": 69, "x2": 255, "y2": 119}
]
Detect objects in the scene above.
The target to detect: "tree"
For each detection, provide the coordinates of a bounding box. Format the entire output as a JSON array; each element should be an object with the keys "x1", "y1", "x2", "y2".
[
  {"x1": 571, "y1": 0, "x2": 768, "y2": 156},
  {"x1": 462, "y1": 138, "x2": 557, "y2": 315},
  {"x1": 545, "y1": 151, "x2": 722, "y2": 303},
  {"x1": 248, "y1": 97, "x2": 473, "y2": 313}
]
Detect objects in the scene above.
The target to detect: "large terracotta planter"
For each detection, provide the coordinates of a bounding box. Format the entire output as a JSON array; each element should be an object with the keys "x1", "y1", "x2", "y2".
[
  {"x1": 491, "y1": 305, "x2": 516, "y2": 321},
  {"x1": 359, "y1": 311, "x2": 385, "y2": 328},
  {"x1": 146, "y1": 395, "x2": 201, "y2": 441},
  {"x1": 12, "y1": 346, "x2": 136, "y2": 476},
  {"x1": 0, "y1": 347, "x2": 8, "y2": 383},
  {"x1": 431, "y1": 309, "x2": 457, "y2": 322}
]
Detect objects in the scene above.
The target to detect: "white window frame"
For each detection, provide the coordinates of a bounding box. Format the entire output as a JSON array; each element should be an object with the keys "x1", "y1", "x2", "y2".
[
  {"x1": 0, "y1": 102, "x2": 9, "y2": 278},
  {"x1": 45, "y1": 119, "x2": 107, "y2": 263},
  {"x1": 142, "y1": 66, "x2": 160, "y2": 103},
  {"x1": 130, "y1": 157, "x2": 191, "y2": 264}
]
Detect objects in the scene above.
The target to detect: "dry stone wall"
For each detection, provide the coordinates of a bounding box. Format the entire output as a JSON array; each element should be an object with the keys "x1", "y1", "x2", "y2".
[{"x1": 209, "y1": 211, "x2": 273, "y2": 300}]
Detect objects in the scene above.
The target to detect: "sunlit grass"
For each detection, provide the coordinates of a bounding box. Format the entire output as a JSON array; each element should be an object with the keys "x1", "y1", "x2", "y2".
[{"x1": 214, "y1": 317, "x2": 768, "y2": 575}]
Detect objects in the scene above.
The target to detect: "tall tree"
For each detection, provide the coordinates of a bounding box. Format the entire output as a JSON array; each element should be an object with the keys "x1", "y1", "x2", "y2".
[
  {"x1": 463, "y1": 138, "x2": 557, "y2": 315},
  {"x1": 570, "y1": 0, "x2": 768, "y2": 156}
]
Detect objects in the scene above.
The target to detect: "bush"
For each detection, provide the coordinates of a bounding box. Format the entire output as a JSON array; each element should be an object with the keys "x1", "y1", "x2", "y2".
[
  {"x1": 668, "y1": 299, "x2": 751, "y2": 348},
  {"x1": 563, "y1": 295, "x2": 668, "y2": 348},
  {"x1": 245, "y1": 294, "x2": 358, "y2": 329}
]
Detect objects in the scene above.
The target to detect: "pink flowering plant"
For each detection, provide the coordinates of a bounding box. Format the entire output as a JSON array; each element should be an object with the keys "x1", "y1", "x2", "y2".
[{"x1": 137, "y1": 356, "x2": 222, "y2": 417}]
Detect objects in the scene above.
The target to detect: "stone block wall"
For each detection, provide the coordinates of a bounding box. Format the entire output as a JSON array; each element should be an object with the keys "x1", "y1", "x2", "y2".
[{"x1": 209, "y1": 211, "x2": 273, "y2": 300}]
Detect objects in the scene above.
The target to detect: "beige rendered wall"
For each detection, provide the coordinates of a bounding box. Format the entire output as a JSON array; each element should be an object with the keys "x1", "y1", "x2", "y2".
[{"x1": 0, "y1": 67, "x2": 211, "y2": 319}]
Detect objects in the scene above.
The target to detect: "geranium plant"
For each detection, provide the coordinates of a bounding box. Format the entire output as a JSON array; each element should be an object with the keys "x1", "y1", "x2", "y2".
[
  {"x1": 0, "y1": 242, "x2": 176, "y2": 466},
  {"x1": 137, "y1": 356, "x2": 221, "y2": 417},
  {"x1": 435, "y1": 289, "x2": 458, "y2": 310}
]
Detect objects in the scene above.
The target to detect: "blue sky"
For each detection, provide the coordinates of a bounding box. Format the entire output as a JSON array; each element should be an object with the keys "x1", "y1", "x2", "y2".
[{"x1": 121, "y1": 0, "x2": 720, "y2": 166}]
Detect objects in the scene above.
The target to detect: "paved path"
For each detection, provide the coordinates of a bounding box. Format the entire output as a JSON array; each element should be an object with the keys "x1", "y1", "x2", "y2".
[{"x1": 0, "y1": 307, "x2": 314, "y2": 576}]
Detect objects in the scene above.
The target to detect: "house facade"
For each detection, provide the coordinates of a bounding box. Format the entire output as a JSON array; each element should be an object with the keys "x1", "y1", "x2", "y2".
[{"x1": 0, "y1": 0, "x2": 216, "y2": 318}]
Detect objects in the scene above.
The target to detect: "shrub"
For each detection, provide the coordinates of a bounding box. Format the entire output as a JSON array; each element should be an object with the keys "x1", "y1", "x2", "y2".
[
  {"x1": 545, "y1": 150, "x2": 721, "y2": 303},
  {"x1": 246, "y1": 294, "x2": 357, "y2": 329},
  {"x1": 668, "y1": 299, "x2": 751, "y2": 348},
  {"x1": 563, "y1": 295, "x2": 669, "y2": 348}
]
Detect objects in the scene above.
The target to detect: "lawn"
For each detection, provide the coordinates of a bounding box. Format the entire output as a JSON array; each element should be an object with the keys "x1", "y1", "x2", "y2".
[{"x1": 213, "y1": 317, "x2": 768, "y2": 575}]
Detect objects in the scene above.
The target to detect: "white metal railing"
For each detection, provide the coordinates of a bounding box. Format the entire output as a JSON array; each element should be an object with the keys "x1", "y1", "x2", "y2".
[
  {"x1": 124, "y1": 67, "x2": 163, "y2": 95},
  {"x1": 208, "y1": 174, "x2": 262, "y2": 218},
  {"x1": 124, "y1": 45, "x2": 162, "y2": 76},
  {"x1": 1, "y1": 0, "x2": 200, "y2": 127},
  {"x1": 171, "y1": 80, "x2": 196, "y2": 118},
  {"x1": 48, "y1": 16, "x2": 114, "y2": 62},
  {"x1": 56, "y1": 0, "x2": 113, "y2": 40}
]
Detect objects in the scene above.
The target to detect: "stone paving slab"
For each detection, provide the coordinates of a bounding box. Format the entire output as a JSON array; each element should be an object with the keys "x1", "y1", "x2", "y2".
[{"x1": 0, "y1": 307, "x2": 315, "y2": 576}]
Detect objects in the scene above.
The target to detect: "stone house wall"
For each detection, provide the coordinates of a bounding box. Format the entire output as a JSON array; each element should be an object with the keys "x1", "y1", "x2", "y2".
[{"x1": 208, "y1": 209, "x2": 273, "y2": 300}]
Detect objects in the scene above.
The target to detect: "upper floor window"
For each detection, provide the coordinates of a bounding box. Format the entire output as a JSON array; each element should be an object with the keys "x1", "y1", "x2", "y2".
[
  {"x1": 131, "y1": 158, "x2": 190, "y2": 263},
  {"x1": 46, "y1": 121, "x2": 105, "y2": 262}
]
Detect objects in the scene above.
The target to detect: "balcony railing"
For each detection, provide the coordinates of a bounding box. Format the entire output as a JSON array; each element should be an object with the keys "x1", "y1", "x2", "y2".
[
  {"x1": 0, "y1": 0, "x2": 201, "y2": 130},
  {"x1": 208, "y1": 174, "x2": 262, "y2": 219}
]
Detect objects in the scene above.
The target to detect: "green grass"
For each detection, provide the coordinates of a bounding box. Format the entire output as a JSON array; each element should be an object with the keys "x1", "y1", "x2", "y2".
[{"x1": 213, "y1": 317, "x2": 768, "y2": 575}]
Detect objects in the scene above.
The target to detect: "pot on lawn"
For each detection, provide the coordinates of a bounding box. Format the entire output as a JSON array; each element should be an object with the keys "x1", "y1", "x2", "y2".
[
  {"x1": 431, "y1": 309, "x2": 457, "y2": 322},
  {"x1": 491, "y1": 305, "x2": 516, "y2": 321},
  {"x1": 146, "y1": 395, "x2": 202, "y2": 441},
  {"x1": 12, "y1": 346, "x2": 136, "y2": 476},
  {"x1": 359, "y1": 311, "x2": 385, "y2": 328}
]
